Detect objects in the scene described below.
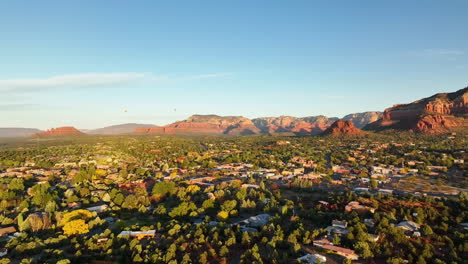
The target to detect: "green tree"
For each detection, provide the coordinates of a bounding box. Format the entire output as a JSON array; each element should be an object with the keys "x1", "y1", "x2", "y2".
[
  {"x1": 220, "y1": 245, "x2": 229, "y2": 257},
  {"x1": 221, "y1": 200, "x2": 237, "y2": 213},
  {"x1": 152, "y1": 181, "x2": 176, "y2": 197},
  {"x1": 122, "y1": 195, "x2": 139, "y2": 209},
  {"x1": 113, "y1": 192, "x2": 125, "y2": 206},
  {"x1": 8, "y1": 178, "x2": 24, "y2": 191},
  {"x1": 370, "y1": 179, "x2": 378, "y2": 189},
  {"x1": 168, "y1": 202, "x2": 196, "y2": 218},
  {"x1": 354, "y1": 241, "x2": 373, "y2": 258},
  {"x1": 421, "y1": 225, "x2": 433, "y2": 236}
]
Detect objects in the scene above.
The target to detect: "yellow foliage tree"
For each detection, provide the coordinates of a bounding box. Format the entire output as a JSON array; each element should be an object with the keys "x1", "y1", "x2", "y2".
[
  {"x1": 60, "y1": 209, "x2": 93, "y2": 236},
  {"x1": 93, "y1": 169, "x2": 107, "y2": 180},
  {"x1": 229, "y1": 209, "x2": 238, "y2": 217},
  {"x1": 95, "y1": 169, "x2": 107, "y2": 177},
  {"x1": 186, "y1": 185, "x2": 200, "y2": 193},
  {"x1": 60, "y1": 209, "x2": 93, "y2": 226},
  {"x1": 63, "y1": 219, "x2": 89, "y2": 236},
  {"x1": 217, "y1": 211, "x2": 229, "y2": 221}
]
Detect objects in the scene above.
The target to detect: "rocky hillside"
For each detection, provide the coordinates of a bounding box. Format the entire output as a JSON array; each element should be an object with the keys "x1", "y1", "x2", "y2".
[
  {"x1": 33, "y1": 127, "x2": 85, "y2": 137},
  {"x1": 322, "y1": 120, "x2": 365, "y2": 136},
  {"x1": 136, "y1": 115, "x2": 259, "y2": 135},
  {"x1": 342, "y1": 112, "x2": 382, "y2": 128},
  {"x1": 365, "y1": 87, "x2": 467, "y2": 133},
  {"x1": 252, "y1": 116, "x2": 338, "y2": 135},
  {"x1": 88, "y1": 123, "x2": 156, "y2": 135},
  {"x1": 0, "y1": 128, "x2": 42, "y2": 138}
]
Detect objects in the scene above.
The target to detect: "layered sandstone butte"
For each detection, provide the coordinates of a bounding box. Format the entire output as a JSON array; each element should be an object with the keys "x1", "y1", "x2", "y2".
[
  {"x1": 365, "y1": 87, "x2": 467, "y2": 134},
  {"x1": 136, "y1": 115, "x2": 260, "y2": 135},
  {"x1": 322, "y1": 120, "x2": 365, "y2": 136},
  {"x1": 342, "y1": 112, "x2": 382, "y2": 128},
  {"x1": 33, "y1": 126, "x2": 85, "y2": 137}
]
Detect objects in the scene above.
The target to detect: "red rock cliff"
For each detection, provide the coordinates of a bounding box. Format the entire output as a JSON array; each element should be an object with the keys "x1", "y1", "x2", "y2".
[{"x1": 365, "y1": 87, "x2": 468, "y2": 133}]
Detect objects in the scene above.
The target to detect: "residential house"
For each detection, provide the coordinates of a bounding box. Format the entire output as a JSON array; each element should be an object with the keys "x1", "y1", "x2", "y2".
[
  {"x1": 240, "y1": 226, "x2": 258, "y2": 233},
  {"x1": 118, "y1": 230, "x2": 157, "y2": 240},
  {"x1": 313, "y1": 238, "x2": 359, "y2": 260},
  {"x1": 407, "y1": 161, "x2": 424, "y2": 166},
  {"x1": 188, "y1": 177, "x2": 217, "y2": 185},
  {"x1": 371, "y1": 166, "x2": 392, "y2": 175},
  {"x1": 298, "y1": 253, "x2": 327, "y2": 264},
  {"x1": 378, "y1": 189, "x2": 393, "y2": 195},
  {"x1": 332, "y1": 220, "x2": 347, "y2": 229},
  {"x1": 427, "y1": 166, "x2": 447, "y2": 172},
  {"x1": 332, "y1": 165, "x2": 351, "y2": 174},
  {"x1": 326, "y1": 220, "x2": 349, "y2": 236},
  {"x1": 86, "y1": 204, "x2": 108, "y2": 213},
  {"x1": 292, "y1": 167, "x2": 305, "y2": 175},
  {"x1": 67, "y1": 202, "x2": 82, "y2": 209},
  {"x1": 236, "y1": 214, "x2": 271, "y2": 228},
  {"x1": 0, "y1": 226, "x2": 16, "y2": 238},
  {"x1": 241, "y1": 184, "x2": 260, "y2": 189},
  {"x1": 267, "y1": 175, "x2": 283, "y2": 180},
  {"x1": 396, "y1": 221, "x2": 420, "y2": 235},
  {"x1": 298, "y1": 173, "x2": 322, "y2": 180},
  {"x1": 345, "y1": 201, "x2": 375, "y2": 213},
  {"x1": 364, "y1": 218, "x2": 375, "y2": 228},
  {"x1": 353, "y1": 187, "x2": 369, "y2": 194}
]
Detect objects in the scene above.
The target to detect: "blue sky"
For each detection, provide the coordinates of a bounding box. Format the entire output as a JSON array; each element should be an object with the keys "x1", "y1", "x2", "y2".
[{"x1": 0, "y1": 0, "x2": 467, "y2": 129}]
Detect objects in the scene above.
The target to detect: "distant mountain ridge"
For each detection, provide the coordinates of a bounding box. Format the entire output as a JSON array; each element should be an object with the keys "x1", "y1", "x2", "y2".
[
  {"x1": 3, "y1": 87, "x2": 465, "y2": 137},
  {"x1": 342, "y1": 112, "x2": 383, "y2": 128},
  {"x1": 136, "y1": 112, "x2": 381, "y2": 136},
  {"x1": 0, "y1": 128, "x2": 43, "y2": 138},
  {"x1": 135, "y1": 115, "x2": 260, "y2": 135},
  {"x1": 88, "y1": 123, "x2": 156, "y2": 135},
  {"x1": 0, "y1": 113, "x2": 382, "y2": 138},
  {"x1": 0, "y1": 124, "x2": 158, "y2": 138},
  {"x1": 252, "y1": 116, "x2": 339, "y2": 135}
]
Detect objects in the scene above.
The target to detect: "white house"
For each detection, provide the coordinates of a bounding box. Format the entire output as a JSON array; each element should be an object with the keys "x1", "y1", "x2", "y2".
[{"x1": 298, "y1": 253, "x2": 326, "y2": 263}]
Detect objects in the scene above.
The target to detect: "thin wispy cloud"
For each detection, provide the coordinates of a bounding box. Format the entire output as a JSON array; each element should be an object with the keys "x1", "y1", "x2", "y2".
[
  {"x1": 0, "y1": 73, "x2": 147, "y2": 92},
  {"x1": 409, "y1": 49, "x2": 465, "y2": 57},
  {"x1": 0, "y1": 72, "x2": 234, "y2": 93}
]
